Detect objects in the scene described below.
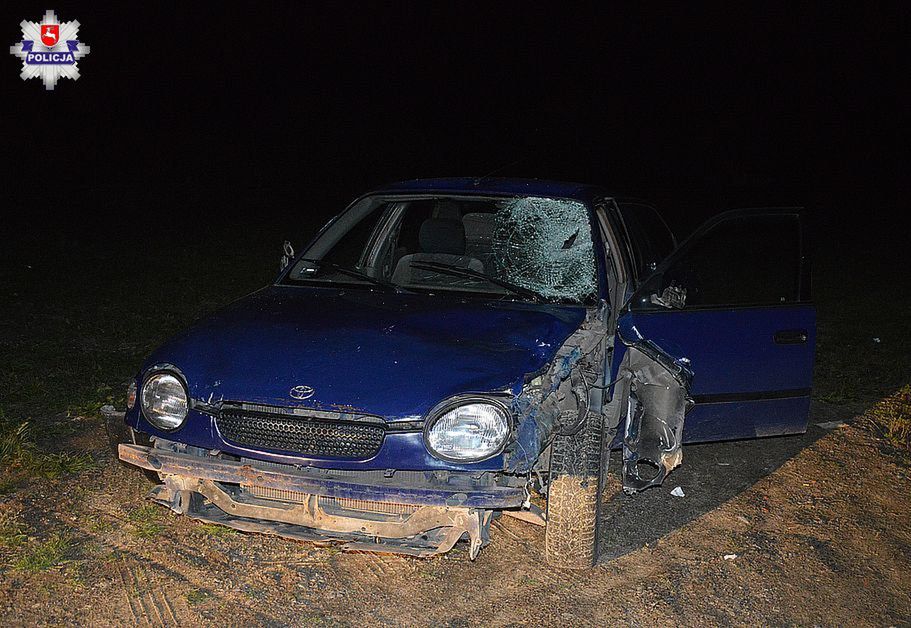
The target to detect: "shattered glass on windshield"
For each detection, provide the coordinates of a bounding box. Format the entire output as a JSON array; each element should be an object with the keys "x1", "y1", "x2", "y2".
[{"x1": 491, "y1": 197, "x2": 597, "y2": 301}]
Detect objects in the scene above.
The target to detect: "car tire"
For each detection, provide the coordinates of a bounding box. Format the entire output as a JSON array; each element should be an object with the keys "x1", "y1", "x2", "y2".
[{"x1": 544, "y1": 407, "x2": 607, "y2": 569}]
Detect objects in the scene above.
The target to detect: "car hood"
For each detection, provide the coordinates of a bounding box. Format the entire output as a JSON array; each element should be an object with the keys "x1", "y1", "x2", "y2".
[{"x1": 144, "y1": 285, "x2": 588, "y2": 421}]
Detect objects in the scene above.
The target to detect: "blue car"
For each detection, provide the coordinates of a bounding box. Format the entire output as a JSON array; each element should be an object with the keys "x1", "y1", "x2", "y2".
[{"x1": 118, "y1": 178, "x2": 814, "y2": 568}]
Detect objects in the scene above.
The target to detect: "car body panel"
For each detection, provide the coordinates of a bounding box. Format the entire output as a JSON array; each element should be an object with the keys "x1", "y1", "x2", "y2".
[
  {"x1": 128, "y1": 407, "x2": 504, "y2": 471},
  {"x1": 620, "y1": 304, "x2": 815, "y2": 442},
  {"x1": 119, "y1": 179, "x2": 818, "y2": 558},
  {"x1": 140, "y1": 285, "x2": 587, "y2": 418},
  {"x1": 611, "y1": 207, "x2": 814, "y2": 491},
  {"x1": 127, "y1": 283, "x2": 589, "y2": 471},
  {"x1": 369, "y1": 177, "x2": 603, "y2": 202}
]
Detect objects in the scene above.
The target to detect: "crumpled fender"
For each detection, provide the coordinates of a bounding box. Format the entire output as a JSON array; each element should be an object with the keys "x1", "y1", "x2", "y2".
[
  {"x1": 616, "y1": 316, "x2": 694, "y2": 493},
  {"x1": 504, "y1": 306, "x2": 608, "y2": 474}
]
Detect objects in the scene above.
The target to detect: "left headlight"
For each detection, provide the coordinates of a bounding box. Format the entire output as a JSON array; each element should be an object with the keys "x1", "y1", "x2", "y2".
[
  {"x1": 424, "y1": 398, "x2": 510, "y2": 462},
  {"x1": 140, "y1": 372, "x2": 188, "y2": 430}
]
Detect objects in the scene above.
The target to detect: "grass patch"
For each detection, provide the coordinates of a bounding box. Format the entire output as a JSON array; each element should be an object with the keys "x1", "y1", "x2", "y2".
[
  {"x1": 14, "y1": 534, "x2": 71, "y2": 572},
  {"x1": 0, "y1": 410, "x2": 96, "y2": 480},
  {"x1": 864, "y1": 385, "x2": 911, "y2": 453},
  {"x1": 198, "y1": 523, "x2": 238, "y2": 538},
  {"x1": 31, "y1": 452, "x2": 96, "y2": 479},
  {"x1": 0, "y1": 478, "x2": 20, "y2": 495},
  {"x1": 66, "y1": 384, "x2": 116, "y2": 420},
  {"x1": 0, "y1": 513, "x2": 28, "y2": 549},
  {"x1": 128, "y1": 504, "x2": 164, "y2": 539},
  {"x1": 87, "y1": 515, "x2": 115, "y2": 534},
  {"x1": 0, "y1": 411, "x2": 36, "y2": 468},
  {"x1": 186, "y1": 588, "x2": 210, "y2": 605}
]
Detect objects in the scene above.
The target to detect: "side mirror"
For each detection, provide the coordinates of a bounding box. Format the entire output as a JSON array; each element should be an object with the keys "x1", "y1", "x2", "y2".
[
  {"x1": 650, "y1": 282, "x2": 687, "y2": 309},
  {"x1": 280, "y1": 241, "x2": 295, "y2": 271}
]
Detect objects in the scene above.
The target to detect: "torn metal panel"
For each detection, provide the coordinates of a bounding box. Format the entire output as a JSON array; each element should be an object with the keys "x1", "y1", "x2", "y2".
[
  {"x1": 491, "y1": 197, "x2": 597, "y2": 301},
  {"x1": 151, "y1": 477, "x2": 491, "y2": 558},
  {"x1": 119, "y1": 443, "x2": 525, "y2": 509},
  {"x1": 502, "y1": 503, "x2": 547, "y2": 526},
  {"x1": 619, "y1": 346, "x2": 690, "y2": 493},
  {"x1": 504, "y1": 305, "x2": 609, "y2": 473},
  {"x1": 617, "y1": 319, "x2": 694, "y2": 388},
  {"x1": 123, "y1": 443, "x2": 495, "y2": 559}
]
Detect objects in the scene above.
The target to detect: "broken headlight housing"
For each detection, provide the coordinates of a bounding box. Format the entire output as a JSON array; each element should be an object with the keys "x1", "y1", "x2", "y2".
[
  {"x1": 424, "y1": 397, "x2": 510, "y2": 462},
  {"x1": 140, "y1": 371, "x2": 189, "y2": 430}
]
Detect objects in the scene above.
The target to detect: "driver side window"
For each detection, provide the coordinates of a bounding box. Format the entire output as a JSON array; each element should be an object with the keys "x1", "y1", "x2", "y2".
[{"x1": 637, "y1": 213, "x2": 803, "y2": 309}]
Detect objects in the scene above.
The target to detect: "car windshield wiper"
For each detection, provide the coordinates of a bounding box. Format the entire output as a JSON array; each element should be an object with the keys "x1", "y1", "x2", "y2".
[
  {"x1": 295, "y1": 258, "x2": 405, "y2": 293},
  {"x1": 408, "y1": 261, "x2": 545, "y2": 303}
]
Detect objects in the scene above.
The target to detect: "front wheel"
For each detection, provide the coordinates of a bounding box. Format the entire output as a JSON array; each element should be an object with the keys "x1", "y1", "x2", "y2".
[{"x1": 544, "y1": 408, "x2": 607, "y2": 569}]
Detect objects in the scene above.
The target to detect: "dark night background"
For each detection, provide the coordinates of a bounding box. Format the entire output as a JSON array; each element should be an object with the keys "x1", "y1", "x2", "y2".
[
  {"x1": 0, "y1": 8, "x2": 910, "y2": 619},
  {"x1": 1, "y1": 4, "x2": 905, "y2": 245}
]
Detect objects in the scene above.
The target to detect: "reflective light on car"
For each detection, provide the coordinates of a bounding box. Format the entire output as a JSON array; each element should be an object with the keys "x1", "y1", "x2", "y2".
[
  {"x1": 126, "y1": 379, "x2": 137, "y2": 410},
  {"x1": 140, "y1": 372, "x2": 189, "y2": 430},
  {"x1": 425, "y1": 401, "x2": 510, "y2": 462}
]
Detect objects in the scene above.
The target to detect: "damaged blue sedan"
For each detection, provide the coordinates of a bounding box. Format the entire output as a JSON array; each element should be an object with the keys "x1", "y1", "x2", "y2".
[{"x1": 118, "y1": 178, "x2": 814, "y2": 567}]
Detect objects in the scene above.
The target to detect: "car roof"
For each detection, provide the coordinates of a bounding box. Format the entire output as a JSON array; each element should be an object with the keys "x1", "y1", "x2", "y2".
[{"x1": 369, "y1": 177, "x2": 609, "y2": 203}]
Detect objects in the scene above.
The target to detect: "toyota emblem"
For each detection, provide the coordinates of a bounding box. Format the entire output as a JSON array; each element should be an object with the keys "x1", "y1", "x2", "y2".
[{"x1": 289, "y1": 385, "x2": 315, "y2": 400}]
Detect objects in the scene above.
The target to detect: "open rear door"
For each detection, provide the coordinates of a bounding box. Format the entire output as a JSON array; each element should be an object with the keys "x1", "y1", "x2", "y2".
[{"x1": 616, "y1": 208, "x2": 814, "y2": 491}]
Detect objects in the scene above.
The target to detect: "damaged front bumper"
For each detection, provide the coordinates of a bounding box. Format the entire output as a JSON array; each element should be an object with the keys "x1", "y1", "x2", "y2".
[{"x1": 119, "y1": 442, "x2": 525, "y2": 558}]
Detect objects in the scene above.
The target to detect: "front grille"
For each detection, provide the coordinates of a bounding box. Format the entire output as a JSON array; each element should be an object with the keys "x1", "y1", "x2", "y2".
[
  {"x1": 217, "y1": 408, "x2": 385, "y2": 459},
  {"x1": 245, "y1": 485, "x2": 309, "y2": 505},
  {"x1": 242, "y1": 485, "x2": 419, "y2": 516},
  {"x1": 322, "y1": 496, "x2": 419, "y2": 515}
]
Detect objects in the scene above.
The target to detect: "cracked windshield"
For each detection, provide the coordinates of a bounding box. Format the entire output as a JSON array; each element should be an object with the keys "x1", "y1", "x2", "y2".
[{"x1": 287, "y1": 196, "x2": 598, "y2": 303}]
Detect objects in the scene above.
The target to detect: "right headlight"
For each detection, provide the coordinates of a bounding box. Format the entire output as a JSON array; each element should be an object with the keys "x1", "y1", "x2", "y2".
[
  {"x1": 424, "y1": 398, "x2": 511, "y2": 462},
  {"x1": 140, "y1": 371, "x2": 189, "y2": 430}
]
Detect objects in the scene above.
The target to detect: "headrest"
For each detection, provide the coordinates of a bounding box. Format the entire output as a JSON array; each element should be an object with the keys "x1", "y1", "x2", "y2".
[
  {"x1": 434, "y1": 201, "x2": 462, "y2": 222},
  {"x1": 419, "y1": 218, "x2": 466, "y2": 255}
]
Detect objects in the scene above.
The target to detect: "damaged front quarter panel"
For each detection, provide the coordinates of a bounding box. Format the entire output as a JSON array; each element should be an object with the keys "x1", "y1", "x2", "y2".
[
  {"x1": 616, "y1": 320, "x2": 693, "y2": 493},
  {"x1": 502, "y1": 302, "x2": 694, "y2": 498},
  {"x1": 504, "y1": 305, "x2": 609, "y2": 474}
]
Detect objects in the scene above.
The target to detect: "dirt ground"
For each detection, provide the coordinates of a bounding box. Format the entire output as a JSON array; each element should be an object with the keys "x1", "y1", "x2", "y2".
[{"x1": 1, "y1": 402, "x2": 909, "y2": 627}]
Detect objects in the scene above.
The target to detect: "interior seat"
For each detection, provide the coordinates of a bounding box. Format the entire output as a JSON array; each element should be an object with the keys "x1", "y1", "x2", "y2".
[{"x1": 392, "y1": 218, "x2": 484, "y2": 285}]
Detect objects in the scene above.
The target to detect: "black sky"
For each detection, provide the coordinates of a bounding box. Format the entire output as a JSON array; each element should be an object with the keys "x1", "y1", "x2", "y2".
[{"x1": 1, "y1": 3, "x2": 905, "y2": 242}]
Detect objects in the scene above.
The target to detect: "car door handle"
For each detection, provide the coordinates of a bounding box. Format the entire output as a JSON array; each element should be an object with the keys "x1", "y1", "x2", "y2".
[{"x1": 774, "y1": 329, "x2": 808, "y2": 344}]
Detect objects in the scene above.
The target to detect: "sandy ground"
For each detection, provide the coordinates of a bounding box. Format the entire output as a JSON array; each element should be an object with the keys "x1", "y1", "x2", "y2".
[{"x1": 1, "y1": 402, "x2": 909, "y2": 626}]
